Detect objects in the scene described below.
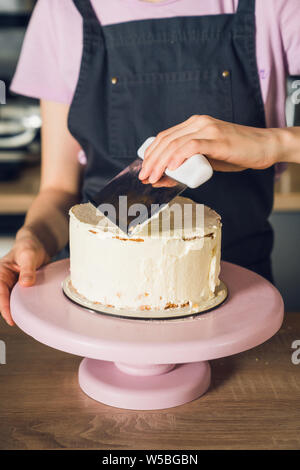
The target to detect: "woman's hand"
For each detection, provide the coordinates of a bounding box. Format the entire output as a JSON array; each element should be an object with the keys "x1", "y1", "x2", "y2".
[
  {"x1": 0, "y1": 101, "x2": 82, "y2": 327},
  {"x1": 139, "y1": 115, "x2": 283, "y2": 184},
  {"x1": 0, "y1": 229, "x2": 50, "y2": 326}
]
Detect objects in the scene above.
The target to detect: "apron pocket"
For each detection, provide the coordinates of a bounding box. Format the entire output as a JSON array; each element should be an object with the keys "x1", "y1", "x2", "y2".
[{"x1": 109, "y1": 68, "x2": 233, "y2": 158}]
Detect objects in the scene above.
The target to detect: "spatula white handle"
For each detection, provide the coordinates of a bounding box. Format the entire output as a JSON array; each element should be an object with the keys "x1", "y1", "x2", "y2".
[{"x1": 137, "y1": 137, "x2": 213, "y2": 189}]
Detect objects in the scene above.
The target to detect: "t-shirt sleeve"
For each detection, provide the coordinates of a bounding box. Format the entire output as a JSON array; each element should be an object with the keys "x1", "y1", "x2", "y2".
[
  {"x1": 279, "y1": 0, "x2": 300, "y2": 76},
  {"x1": 10, "y1": 0, "x2": 77, "y2": 103}
]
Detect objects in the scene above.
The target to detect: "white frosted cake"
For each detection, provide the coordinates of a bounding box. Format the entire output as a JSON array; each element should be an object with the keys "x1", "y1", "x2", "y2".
[{"x1": 68, "y1": 196, "x2": 222, "y2": 313}]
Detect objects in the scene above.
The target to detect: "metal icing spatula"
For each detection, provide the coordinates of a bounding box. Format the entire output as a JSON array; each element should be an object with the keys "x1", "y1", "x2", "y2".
[{"x1": 89, "y1": 136, "x2": 213, "y2": 236}]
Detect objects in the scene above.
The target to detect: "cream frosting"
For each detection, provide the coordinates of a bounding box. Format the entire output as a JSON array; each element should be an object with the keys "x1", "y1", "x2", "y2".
[{"x1": 69, "y1": 196, "x2": 222, "y2": 311}]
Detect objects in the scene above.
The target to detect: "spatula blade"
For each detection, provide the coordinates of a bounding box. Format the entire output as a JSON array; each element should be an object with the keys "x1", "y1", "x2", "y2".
[{"x1": 89, "y1": 158, "x2": 186, "y2": 236}]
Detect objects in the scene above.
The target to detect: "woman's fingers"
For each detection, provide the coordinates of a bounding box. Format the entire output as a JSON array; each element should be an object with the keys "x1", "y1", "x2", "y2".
[
  {"x1": 16, "y1": 248, "x2": 37, "y2": 286},
  {"x1": 139, "y1": 116, "x2": 217, "y2": 182},
  {"x1": 0, "y1": 262, "x2": 18, "y2": 326},
  {"x1": 143, "y1": 114, "x2": 215, "y2": 162},
  {"x1": 140, "y1": 131, "x2": 193, "y2": 181},
  {"x1": 142, "y1": 135, "x2": 219, "y2": 184},
  {"x1": 0, "y1": 234, "x2": 48, "y2": 327},
  {"x1": 139, "y1": 115, "x2": 274, "y2": 180},
  {"x1": 0, "y1": 248, "x2": 37, "y2": 326},
  {"x1": 0, "y1": 281, "x2": 14, "y2": 326},
  {"x1": 142, "y1": 116, "x2": 198, "y2": 162},
  {"x1": 140, "y1": 132, "x2": 198, "y2": 182},
  {"x1": 141, "y1": 175, "x2": 179, "y2": 188}
]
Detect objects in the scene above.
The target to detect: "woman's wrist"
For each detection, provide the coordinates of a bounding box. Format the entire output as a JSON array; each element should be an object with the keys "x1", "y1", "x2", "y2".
[
  {"x1": 16, "y1": 223, "x2": 56, "y2": 259},
  {"x1": 272, "y1": 127, "x2": 300, "y2": 164},
  {"x1": 16, "y1": 225, "x2": 38, "y2": 242}
]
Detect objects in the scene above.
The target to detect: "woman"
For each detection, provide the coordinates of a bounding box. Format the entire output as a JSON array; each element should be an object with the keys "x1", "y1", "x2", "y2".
[{"x1": 1, "y1": 0, "x2": 300, "y2": 326}]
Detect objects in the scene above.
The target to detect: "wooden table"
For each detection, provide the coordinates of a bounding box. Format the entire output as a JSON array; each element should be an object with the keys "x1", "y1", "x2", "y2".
[{"x1": 0, "y1": 312, "x2": 299, "y2": 450}]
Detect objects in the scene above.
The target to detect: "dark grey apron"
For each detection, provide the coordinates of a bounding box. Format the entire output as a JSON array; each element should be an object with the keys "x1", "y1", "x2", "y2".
[{"x1": 66, "y1": 0, "x2": 274, "y2": 281}]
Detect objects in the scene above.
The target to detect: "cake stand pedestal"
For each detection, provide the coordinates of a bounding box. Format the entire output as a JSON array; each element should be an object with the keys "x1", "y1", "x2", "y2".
[{"x1": 11, "y1": 260, "x2": 284, "y2": 410}]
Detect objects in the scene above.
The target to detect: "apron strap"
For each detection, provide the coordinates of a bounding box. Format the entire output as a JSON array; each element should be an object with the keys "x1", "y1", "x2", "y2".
[
  {"x1": 236, "y1": 0, "x2": 255, "y2": 15},
  {"x1": 72, "y1": 0, "x2": 100, "y2": 33}
]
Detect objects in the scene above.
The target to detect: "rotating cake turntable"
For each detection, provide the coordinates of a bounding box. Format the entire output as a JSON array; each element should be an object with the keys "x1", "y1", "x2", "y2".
[{"x1": 11, "y1": 259, "x2": 284, "y2": 410}]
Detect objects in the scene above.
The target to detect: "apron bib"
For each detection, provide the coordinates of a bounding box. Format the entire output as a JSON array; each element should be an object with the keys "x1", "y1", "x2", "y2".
[{"x1": 67, "y1": 0, "x2": 274, "y2": 281}]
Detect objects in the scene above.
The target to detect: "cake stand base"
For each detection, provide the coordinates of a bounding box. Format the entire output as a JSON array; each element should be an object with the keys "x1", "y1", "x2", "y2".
[
  {"x1": 78, "y1": 359, "x2": 211, "y2": 410},
  {"x1": 11, "y1": 260, "x2": 284, "y2": 411}
]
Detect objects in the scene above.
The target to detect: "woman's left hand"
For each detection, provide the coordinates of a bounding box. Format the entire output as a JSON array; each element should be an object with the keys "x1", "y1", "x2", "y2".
[{"x1": 138, "y1": 115, "x2": 282, "y2": 184}]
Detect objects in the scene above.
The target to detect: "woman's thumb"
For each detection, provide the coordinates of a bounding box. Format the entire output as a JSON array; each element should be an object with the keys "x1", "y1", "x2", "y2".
[{"x1": 17, "y1": 249, "x2": 37, "y2": 286}]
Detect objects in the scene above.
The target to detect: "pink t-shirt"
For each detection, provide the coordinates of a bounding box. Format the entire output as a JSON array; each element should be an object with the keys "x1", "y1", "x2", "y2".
[{"x1": 11, "y1": 0, "x2": 300, "y2": 129}]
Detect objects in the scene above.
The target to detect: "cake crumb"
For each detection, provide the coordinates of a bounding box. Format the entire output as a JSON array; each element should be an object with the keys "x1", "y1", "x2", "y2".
[
  {"x1": 113, "y1": 236, "x2": 144, "y2": 242},
  {"x1": 138, "y1": 292, "x2": 150, "y2": 299},
  {"x1": 164, "y1": 303, "x2": 178, "y2": 310}
]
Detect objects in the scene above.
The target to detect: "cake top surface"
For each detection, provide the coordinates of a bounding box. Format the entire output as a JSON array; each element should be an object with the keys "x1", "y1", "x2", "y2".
[{"x1": 70, "y1": 196, "x2": 221, "y2": 240}]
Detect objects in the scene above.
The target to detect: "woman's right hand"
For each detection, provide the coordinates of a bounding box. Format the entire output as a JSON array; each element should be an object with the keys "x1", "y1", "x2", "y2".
[{"x1": 0, "y1": 229, "x2": 50, "y2": 326}]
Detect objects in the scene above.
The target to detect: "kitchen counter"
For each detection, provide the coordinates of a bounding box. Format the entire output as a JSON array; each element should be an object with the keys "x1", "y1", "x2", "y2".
[
  {"x1": 0, "y1": 312, "x2": 299, "y2": 450},
  {"x1": 274, "y1": 163, "x2": 300, "y2": 211},
  {"x1": 0, "y1": 162, "x2": 40, "y2": 214},
  {"x1": 0, "y1": 162, "x2": 300, "y2": 215}
]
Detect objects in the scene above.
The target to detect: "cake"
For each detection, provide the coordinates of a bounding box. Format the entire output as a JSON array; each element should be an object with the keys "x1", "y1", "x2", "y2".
[{"x1": 68, "y1": 196, "x2": 222, "y2": 312}]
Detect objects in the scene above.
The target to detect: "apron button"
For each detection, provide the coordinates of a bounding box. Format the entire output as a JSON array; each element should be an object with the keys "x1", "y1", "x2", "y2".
[
  {"x1": 222, "y1": 70, "x2": 230, "y2": 78},
  {"x1": 111, "y1": 77, "x2": 118, "y2": 84}
]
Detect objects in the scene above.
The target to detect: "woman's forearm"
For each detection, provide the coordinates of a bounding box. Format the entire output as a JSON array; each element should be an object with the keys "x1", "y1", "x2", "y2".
[
  {"x1": 138, "y1": 116, "x2": 300, "y2": 180},
  {"x1": 16, "y1": 101, "x2": 83, "y2": 258},
  {"x1": 16, "y1": 187, "x2": 80, "y2": 258}
]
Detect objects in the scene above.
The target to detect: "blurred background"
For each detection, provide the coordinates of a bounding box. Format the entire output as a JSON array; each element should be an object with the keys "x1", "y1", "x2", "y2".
[{"x1": 0, "y1": 1, "x2": 299, "y2": 310}]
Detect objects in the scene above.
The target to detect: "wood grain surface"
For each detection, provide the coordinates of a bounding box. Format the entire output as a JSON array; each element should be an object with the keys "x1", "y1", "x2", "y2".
[{"x1": 0, "y1": 313, "x2": 299, "y2": 450}]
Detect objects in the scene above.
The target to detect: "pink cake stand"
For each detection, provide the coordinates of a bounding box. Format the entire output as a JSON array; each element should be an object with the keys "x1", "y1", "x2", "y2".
[{"x1": 11, "y1": 259, "x2": 284, "y2": 410}]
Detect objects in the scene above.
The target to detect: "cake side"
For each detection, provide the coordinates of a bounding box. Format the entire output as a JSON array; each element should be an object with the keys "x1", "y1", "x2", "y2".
[{"x1": 69, "y1": 196, "x2": 221, "y2": 311}]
